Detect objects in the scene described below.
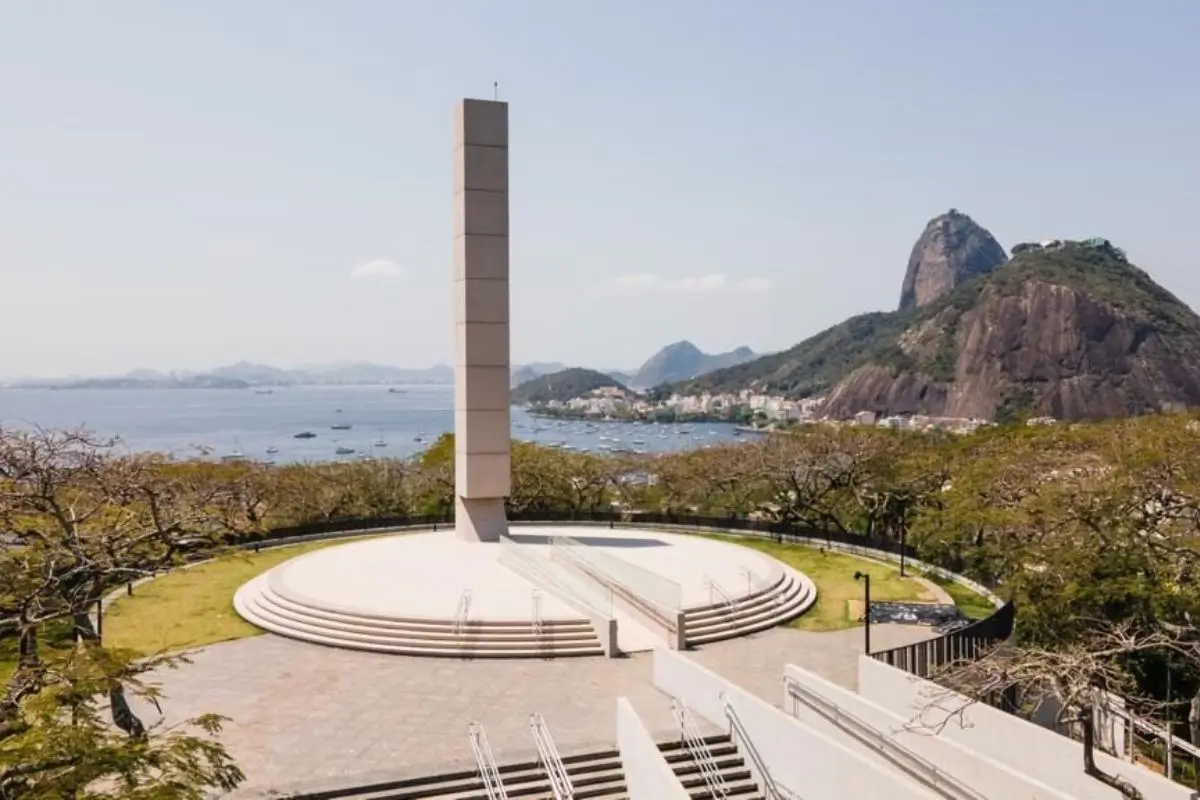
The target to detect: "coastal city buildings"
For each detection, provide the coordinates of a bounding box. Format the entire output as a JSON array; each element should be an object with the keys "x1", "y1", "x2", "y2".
[{"x1": 534, "y1": 386, "x2": 998, "y2": 434}]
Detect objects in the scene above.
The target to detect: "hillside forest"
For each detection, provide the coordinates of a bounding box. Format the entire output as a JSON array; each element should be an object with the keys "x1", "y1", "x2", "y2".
[{"x1": 2, "y1": 416, "x2": 1199, "y2": 795}]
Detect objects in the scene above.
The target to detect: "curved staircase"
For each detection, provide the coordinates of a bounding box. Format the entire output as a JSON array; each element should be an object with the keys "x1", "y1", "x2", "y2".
[
  {"x1": 684, "y1": 567, "x2": 817, "y2": 646},
  {"x1": 234, "y1": 573, "x2": 604, "y2": 658}
]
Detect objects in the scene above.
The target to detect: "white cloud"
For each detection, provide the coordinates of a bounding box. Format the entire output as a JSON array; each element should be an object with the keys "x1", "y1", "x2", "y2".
[
  {"x1": 350, "y1": 259, "x2": 405, "y2": 279},
  {"x1": 733, "y1": 277, "x2": 772, "y2": 293},
  {"x1": 605, "y1": 272, "x2": 769, "y2": 294}
]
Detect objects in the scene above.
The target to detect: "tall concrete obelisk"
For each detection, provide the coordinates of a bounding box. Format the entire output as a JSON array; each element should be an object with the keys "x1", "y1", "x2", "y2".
[{"x1": 452, "y1": 98, "x2": 510, "y2": 542}]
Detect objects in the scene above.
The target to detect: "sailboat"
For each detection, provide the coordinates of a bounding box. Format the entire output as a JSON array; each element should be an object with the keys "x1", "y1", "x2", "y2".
[
  {"x1": 221, "y1": 438, "x2": 246, "y2": 462},
  {"x1": 266, "y1": 445, "x2": 280, "y2": 455},
  {"x1": 374, "y1": 430, "x2": 388, "y2": 448}
]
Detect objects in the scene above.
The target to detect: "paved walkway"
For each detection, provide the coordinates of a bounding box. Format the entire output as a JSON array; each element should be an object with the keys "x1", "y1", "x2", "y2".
[{"x1": 128, "y1": 624, "x2": 933, "y2": 797}]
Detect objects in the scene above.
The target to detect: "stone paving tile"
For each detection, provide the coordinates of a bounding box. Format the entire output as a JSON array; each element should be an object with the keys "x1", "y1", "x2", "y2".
[{"x1": 130, "y1": 623, "x2": 935, "y2": 797}]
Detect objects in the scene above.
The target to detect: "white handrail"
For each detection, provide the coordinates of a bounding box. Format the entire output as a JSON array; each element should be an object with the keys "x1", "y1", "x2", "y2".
[
  {"x1": 467, "y1": 722, "x2": 509, "y2": 800},
  {"x1": 672, "y1": 698, "x2": 729, "y2": 800},
  {"x1": 529, "y1": 713, "x2": 574, "y2": 800},
  {"x1": 783, "y1": 676, "x2": 987, "y2": 800},
  {"x1": 721, "y1": 693, "x2": 803, "y2": 800},
  {"x1": 531, "y1": 589, "x2": 544, "y2": 637},
  {"x1": 454, "y1": 589, "x2": 472, "y2": 635},
  {"x1": 705, "y1": 575, "x2": 736, "y2": 611}
]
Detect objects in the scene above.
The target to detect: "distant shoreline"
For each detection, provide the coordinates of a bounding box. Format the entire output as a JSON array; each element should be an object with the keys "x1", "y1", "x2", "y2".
[{"x1": 1, "y1": 382, "x2": 454, "y2": 391}]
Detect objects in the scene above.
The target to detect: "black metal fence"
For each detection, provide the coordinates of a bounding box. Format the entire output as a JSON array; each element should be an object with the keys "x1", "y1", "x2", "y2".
[
  {"x1": 233, "y1": 508, "x2": 917, "y2": 560},
  {"x1": 871, "y1": 599, "x2": 1016, "y2": 678}
]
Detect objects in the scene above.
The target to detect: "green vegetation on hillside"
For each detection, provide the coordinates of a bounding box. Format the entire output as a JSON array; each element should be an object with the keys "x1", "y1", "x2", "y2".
[
  {"x1": 670, "y1": 241, "x2": 1200, "y2": 419},
  {"x1": 511, "y1": 367, "x2": 627, "y2": 405}
]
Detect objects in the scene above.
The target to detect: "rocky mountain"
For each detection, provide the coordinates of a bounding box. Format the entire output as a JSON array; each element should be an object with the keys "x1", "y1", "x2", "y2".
[
  {"x1": 511, "y1": 368, "x2": 628, "y2": 406},
  {"x1": 899, "y1": 209, "x2": 1008, "y2": 311},
  {"x1": 673, "y1": 238, "x2": 1200, "y2": 422},
  {"x1": 630, "y1": 341, "x2": 757, "y2": 388},
  {"x1": 510, "y1": 362, "x2": 566, "y2": 388}
]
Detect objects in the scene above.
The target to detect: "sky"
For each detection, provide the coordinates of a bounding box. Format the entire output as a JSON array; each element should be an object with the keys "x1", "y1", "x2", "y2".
[{"x1": 2, "y1": 1, "x2": 1198, "y2": 378}]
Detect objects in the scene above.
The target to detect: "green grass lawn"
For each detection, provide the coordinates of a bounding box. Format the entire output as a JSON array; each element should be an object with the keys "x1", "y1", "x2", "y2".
[
  {"x1": 704, "y1": 535, "x2": 983, "y2": 632},
  {"x1": 920, "y1": 571, "x2": 999, "y2": 620},
  {"x1": 102, "y1": 536, "x2": 383, "y2": 656}
]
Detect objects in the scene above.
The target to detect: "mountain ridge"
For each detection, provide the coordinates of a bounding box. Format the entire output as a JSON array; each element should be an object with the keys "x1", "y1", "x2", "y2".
[
  {"x1": 629, "y1": 340, "x2": 757, "y2": 388},
  {"x1": 669, "y1": 230, "x2": 1200, "y2": 421}
]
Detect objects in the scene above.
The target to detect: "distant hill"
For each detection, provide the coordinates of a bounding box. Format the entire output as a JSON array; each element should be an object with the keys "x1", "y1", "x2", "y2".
[
  {"x1": 630, "y1": 341, "x2": 757, "y2": 388},
  {"x1": 899, "y1": 209, "x2": 1008, "y2": 311},
  {"x1": 12, "y1": 361, "x2": 456, "y2": 389},
  {"x1": 509, "y1": 362, "x2": 567, "y2": 388},
  {"x1": 675, "y1": 237, "x2": 1200, "y2": 421},
  {"x1": 511, "y1": 368, "x2": 628, "y2": 405}
]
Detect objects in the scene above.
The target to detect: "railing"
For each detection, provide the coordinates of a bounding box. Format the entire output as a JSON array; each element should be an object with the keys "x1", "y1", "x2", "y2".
[
  {"x1": 870, "y1": 601, "x2": 1015, "y2": 679},
  {"x1": 550, "y1": 534, "x2": 681, "y2": 618},
  {"x1": 529, "y1": 713, "x2": 574, "y2": 800},
  {"x1": 705, "y1": 575, "x2": 736, "y2": 612},
  {"x1": 467, "y1": 722, "x2": 509, "y2": 800},
  {"x1": 672, "y1": 698, "x2": 729, "y2": 800},
  {"x1": 721, "y1": 693, "x2": 802, "y2": 800},
  {"x1": 453, "y1": 589, "x2": 472, "y2": 636},
  {"x1": 783, "y1": 677, "x2": 987, "y2": 800},
  {"x1": 497, "y1": 535, "x2": 614, "y2": 620},
  {"x1": 531, "y1": 589, "x2": 543, "y2": 637}
]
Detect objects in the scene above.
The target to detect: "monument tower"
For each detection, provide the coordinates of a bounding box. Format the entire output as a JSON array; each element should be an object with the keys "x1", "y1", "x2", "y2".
[{"x1": 452, "y1": 98, "x2": 510, "y2": 542}]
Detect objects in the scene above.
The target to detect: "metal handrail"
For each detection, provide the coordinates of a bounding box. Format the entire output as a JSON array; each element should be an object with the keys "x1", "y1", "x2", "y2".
[
  {"x1": 454, "y1": 589, "x2": 472, "y2": 635},
  {"x1": 783, "y1": 676, "x2": 987, "y2": 800},
  {"x1": 531, "y1": 589, "x2": 544, "y2": 637},
  {"x1": 467, "y1": 722, "x2": 509, "y2": 800},
  {"x1": 529, "y1": 713, "x2": 574, "y2": 800},
  {"x1": 672, "y1": 698, "x2": 729, "y2": 800},
  {"x1": 705, "y1": 575, "x2": 736, "y2": 611},
  {"x1": 720, "y1": 693, "x2": 803, "y2": 800}
]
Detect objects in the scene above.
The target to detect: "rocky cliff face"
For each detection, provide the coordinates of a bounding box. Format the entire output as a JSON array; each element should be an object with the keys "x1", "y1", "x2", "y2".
[
  {"x1": 679, "y1": 238, "x2": 1200, "y2": 422},
  {"x1": 898, "y1": 210, "x2": 1009, "y2": 311}
]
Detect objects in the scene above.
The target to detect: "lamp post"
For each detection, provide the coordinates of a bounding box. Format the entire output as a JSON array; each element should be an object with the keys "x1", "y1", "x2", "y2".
[
  {"x1": 899, "y1": 524, "x2": 907, "y2": 577},
  {"x1": 854, "y1": 570, "x2": 871, "y2": 655}
]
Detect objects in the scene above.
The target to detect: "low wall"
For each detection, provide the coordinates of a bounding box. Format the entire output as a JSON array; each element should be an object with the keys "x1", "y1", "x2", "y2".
[
  {"x1": 615, "y1": 697, "x2": 690, "y2": 800},
  {"x1": 782, "y1": 663, "x2": 1072, "y2": 799},
  {"x1": 857, "y1": 656, "x2": 1195, "y2": 800},
  {"x1": 651, "y1": 648, "x2": 936, "y2": 800}
]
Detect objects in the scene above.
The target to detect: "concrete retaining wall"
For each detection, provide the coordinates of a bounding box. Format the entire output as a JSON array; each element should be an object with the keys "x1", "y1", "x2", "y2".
[
  {"x1": 652, "y1": 648, "x2": 938, "y2": 799},
  {"x1": 782, "y1": 663, "x2": 1072, "y2": 799},
  {"x1": 615, "y1": 697, "x2": 689, "y2": 800},
  {"x1": 857, "y1": 656, "x2": 1195, "y2": 800}
]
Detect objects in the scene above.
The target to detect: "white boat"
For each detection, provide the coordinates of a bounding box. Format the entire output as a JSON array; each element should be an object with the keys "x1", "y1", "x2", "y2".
[{"x1": 266, "y1": 446, "x2": 280, "y2": 455}]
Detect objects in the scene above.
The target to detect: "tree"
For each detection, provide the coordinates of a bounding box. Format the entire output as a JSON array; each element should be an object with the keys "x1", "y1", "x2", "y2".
[{"x1": 0, "y1": 427, "x2": 244, "y2": 799}]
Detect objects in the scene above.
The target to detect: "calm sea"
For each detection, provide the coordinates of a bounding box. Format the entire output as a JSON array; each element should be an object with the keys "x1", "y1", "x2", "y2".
[{"x1": 0, "y1": 386, "x2": 746, "y2": 463}]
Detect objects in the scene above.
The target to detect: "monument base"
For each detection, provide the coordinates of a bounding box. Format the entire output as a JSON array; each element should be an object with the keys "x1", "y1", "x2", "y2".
[{"x1": 455, "y1": 495, "x2": 508, "y2": 542}]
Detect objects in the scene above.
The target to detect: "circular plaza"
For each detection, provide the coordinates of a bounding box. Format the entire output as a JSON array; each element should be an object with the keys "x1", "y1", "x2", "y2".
[{"x1": 233, "y1": 526, "x2": 817, "y2": 657}]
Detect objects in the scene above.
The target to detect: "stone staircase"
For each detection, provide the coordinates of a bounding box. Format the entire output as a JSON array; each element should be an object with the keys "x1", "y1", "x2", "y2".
[
  {"x1": 684, "y1": 569, "x2": 816, "y2": 646},
  {"x1": 234, "y1": 573, "x2": 605, "y2": 658},
  {"x1": 283, "y1": 734, "x2": 763, "y2": 800}
]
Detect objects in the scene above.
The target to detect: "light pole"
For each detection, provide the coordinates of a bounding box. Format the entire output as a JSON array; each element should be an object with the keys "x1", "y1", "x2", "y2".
[
  {"x1": 854, "y1": 570, "x2": 871, "y2": 655},
  {"x1": 899, "y1": 524, "x2": 907, "y2": 577}
]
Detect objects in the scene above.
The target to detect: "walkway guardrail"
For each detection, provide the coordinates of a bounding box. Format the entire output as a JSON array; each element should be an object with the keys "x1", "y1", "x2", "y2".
[
  {"x1": 672, "y1": 698, "x2": 728, "y2": 800},
  {"x1": 498, "y1": 535, "x2": 614, "y2": 620},
  {"x1": 551, "y1": 534, "x2": 682, "y2": 614},
  {"x1": 705, "y1": 575, "x2": 736, "y2": 612},
  {"x1": 721, "y1": 693, "x2": 801, "y2": 800},
  {"x1": 467, "y1": 722, "x2": 509, "y2": 800},
  {"x1": 783, "y1": 676, "x2": 987, "y2": 800},
  {"x1": 453, "y1": 589, "x2": 472, "y2": 636},
  {"x1": 529, "y1": 713, "x2": 574, "y2": 800}
]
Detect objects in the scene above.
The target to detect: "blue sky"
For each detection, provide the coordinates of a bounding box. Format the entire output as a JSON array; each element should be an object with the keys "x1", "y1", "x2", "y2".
[{"x1": 2, "y1": 1, "x2": 1197, "y2": 377}]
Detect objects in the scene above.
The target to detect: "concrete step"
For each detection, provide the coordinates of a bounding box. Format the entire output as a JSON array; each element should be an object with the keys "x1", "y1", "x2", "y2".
[
  {"x1": 685, "y1": 571, "x2": 788, "y2": 619},
  {"x1": 683, "y1": 571, "x2": 817, "y2": 646},
  {"x1": 235, "y1": 591, "x2": 604, "y2": 658},
  {"x1": 254, "y1": 591, "x2": 598, "y2": 644}
]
